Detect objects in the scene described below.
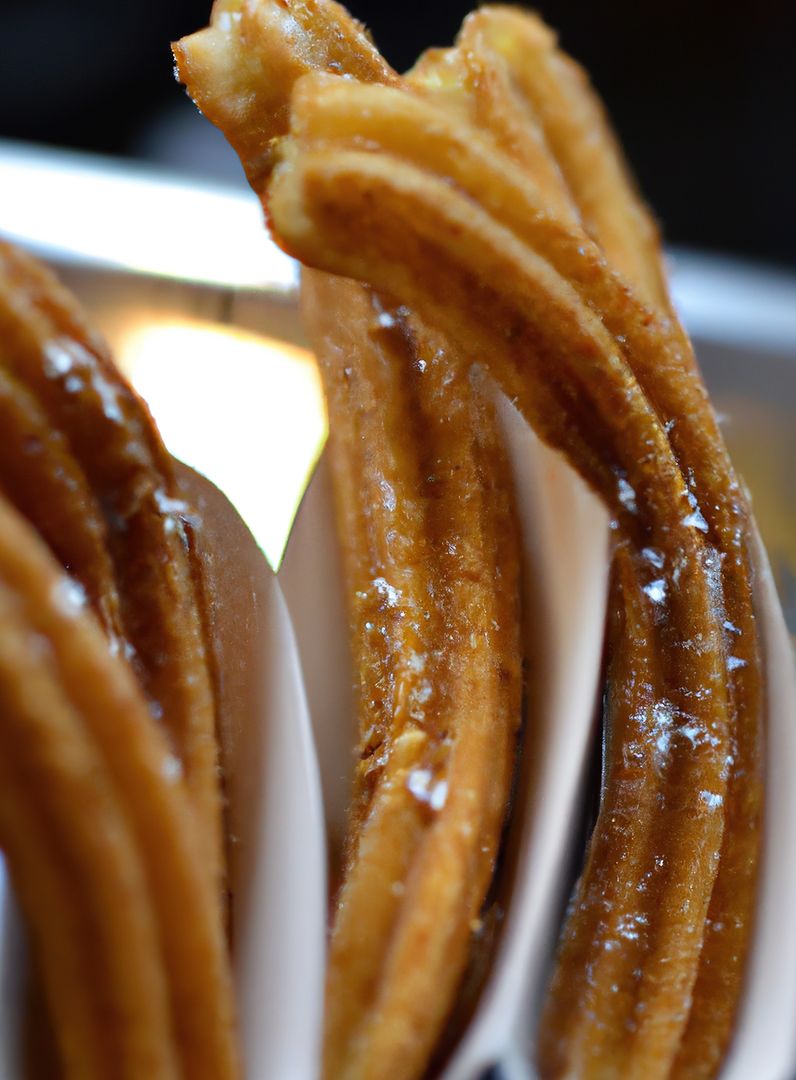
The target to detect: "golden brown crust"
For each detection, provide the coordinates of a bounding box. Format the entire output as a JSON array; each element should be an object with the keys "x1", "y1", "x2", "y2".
[
  {"x1": 0, "y1": 494, "x2": 238, "y2": 1078},
  {"x1": 172, "y1": 0, "x2": 393, "y2": 189},
  {"x1": 539, "y1": 546, "x2": 665, "y2": 1072},
  {"x1": 0, "y1": 364, "x2": 122, "y2": 639},
  {"x1": 454, "y1": 6, "x2": 668, "y2": 310},
  {"x1": 273, "y1": 121, "x2": 737, "y2": 1062},
  {"x1": 304, "y1": 271, "x2": 522, "y2": 1079},
  {"x1": 175, "y1": 4, "x2": 763, "y2": 1076},
  {"x1": 0, "y1": 241, "x2": 223, "y2": 893},
  {"x1": 271, "y1": 95, "x2": 763, "y2": 1077},
  {"x1": 271, "y1": 58, "x2": 760, "y2": 1080},
  {"x1": 426, "y1": 22, "x2": 762, "y2": 1073}
]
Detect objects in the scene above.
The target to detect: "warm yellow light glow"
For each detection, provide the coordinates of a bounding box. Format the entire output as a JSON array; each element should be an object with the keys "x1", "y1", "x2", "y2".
[{"x1": 118, "y1": 319, "x2": 327, "y2": 568}]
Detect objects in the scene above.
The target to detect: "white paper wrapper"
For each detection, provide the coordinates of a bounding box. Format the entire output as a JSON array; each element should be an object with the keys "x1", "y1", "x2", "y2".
[
  {"x1": 0, "y1": 885, "x2": 25, "y2": 1076},
  {"x1": 279, "y1": 453, "x2": 354, "y2": 865},
  {"x1": 177, "y1": 466, "x2": 327, "y2": 1080}
]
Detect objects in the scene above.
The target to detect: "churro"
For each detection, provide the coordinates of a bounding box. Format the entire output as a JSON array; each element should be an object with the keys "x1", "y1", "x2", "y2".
[
  {"x1": 175, "y1": 4, "x2": 763, "y2": 1076},
  {"x1": 423, "y1": 15, "x2": 762, "y2": 1072},
  {"x1": 0, "y1": 241, "x2": 242, "y2": 1077},
  {"x1": 0, "y1": 242, "x2": 223, "y2": 890},
  {"x1": 303, "y1": 271, "x2": 522, "y2": 1079},
  {"x1": 0, "y1": 492, "x2": 238, "y2": 1078}
]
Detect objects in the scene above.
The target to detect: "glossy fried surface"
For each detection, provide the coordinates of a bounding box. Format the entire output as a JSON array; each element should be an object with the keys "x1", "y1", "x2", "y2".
[
  {"x1": 424, "y1": 17, "x2": 762, "y2": 1073},
  {"x1": 304, "y1": 272, "x2": 522, "y2": 1080},
  {"x1": 0, "y1": 243, "x2": 240, "y2": 1075},
  {"x1": 271, "y1": 90, "x2": 760, "y2": 1076},
  {"x1": 0, "y1": 242, "x2": 223, "y2": 891},
  {"x1": 0, "y1": 494, "x2": 238, "y2": 1079},
  {"x1": 172, "y1": 0, "x2": 394, "y2": 190},
  {"x1": 175, "y1": 4, "x2": 763, "y2": 1076},
  {"x1": 452, "y1": 7, "x2": 669, "y2": 310},
  {"x1": 0, "y1": 363, "x2": 122, "y2": 640},
  {"x1": 269, "y1": 89, "x2": 738, "y2": 1069}
]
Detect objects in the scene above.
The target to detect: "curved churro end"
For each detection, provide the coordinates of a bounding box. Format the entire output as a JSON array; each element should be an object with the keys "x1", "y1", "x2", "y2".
[
  {"x1": 173, "y1": 0, "x2": 393, "y2": 187},
  {"x1": 458, "y1": 5, "x2": 668, "y2": 310}
]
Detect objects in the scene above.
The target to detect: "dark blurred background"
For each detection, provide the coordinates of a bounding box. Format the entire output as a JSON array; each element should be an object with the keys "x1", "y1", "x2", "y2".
[{"x1": 1, "y1": 0, "x2": 794, "y2": 267}]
